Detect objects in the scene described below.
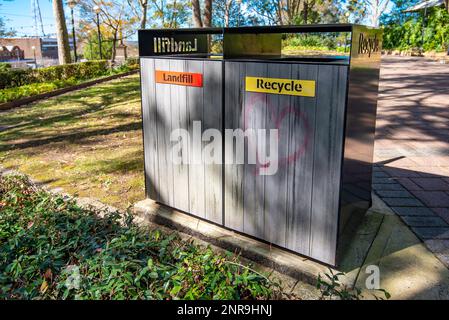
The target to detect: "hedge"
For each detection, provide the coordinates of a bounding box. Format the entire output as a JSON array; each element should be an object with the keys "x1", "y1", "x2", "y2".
[
  {"x1": 0, "y1": 79, "x2": 79, "y2": 103},
  {"x1": 0, "y1": 60, "x2": 109, "y2": 90}
]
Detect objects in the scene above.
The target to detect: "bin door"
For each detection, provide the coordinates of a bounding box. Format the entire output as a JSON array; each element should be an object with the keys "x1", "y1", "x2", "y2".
[
  {"x1": 141, "y1": 57, "x2": 223, "y2": 224},
  {"x1": 224, "y1": 61, "x2": 348, "y2": 265}
]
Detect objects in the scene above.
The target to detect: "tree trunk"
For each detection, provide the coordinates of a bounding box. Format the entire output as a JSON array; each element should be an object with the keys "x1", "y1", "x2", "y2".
[
  {"x1": 203, "y1": 0, "x2": 212, "y2": 27},
  {"x1": 192, "y1": 0, "x2": 203, "y2": 27},
  {"x1": 445, "y1": 0, "x2": 449, "y2": 14},
  {"x1": 303, "y1": 1, "x2": 308, "y2": 24},
  {"x1": 52, "y1": 0, "x2": 71, "y2": 64},
  {"x1": 224, "y1": 0, "x2": 231, "y2": 27},
  {"x1": 140, "y1": 0, "x2": 148, "y2": 29},
  {"x1": 278, "y1": 0, "x2": 284, "y2": 25},
  {"x1": 111, "y1": 29, "x2": 118, "y2": 62}
]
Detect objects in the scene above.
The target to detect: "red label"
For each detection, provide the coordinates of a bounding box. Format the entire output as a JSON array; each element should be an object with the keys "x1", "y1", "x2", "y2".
[{"x1": 155, "y1": 70, "x2": 203, "y2": 87}]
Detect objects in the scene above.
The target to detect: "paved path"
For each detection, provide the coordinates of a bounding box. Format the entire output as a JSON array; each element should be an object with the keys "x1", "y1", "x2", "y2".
[{"x1": 374, "y1": 56, "x2": 449, "y2": 266}]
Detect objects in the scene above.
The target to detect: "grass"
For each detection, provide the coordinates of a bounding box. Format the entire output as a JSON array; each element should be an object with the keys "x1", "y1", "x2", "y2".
[
  {"x1": 282, "y1": 46, "x2": 350, "y2": 56},
  {"x1": 0, "y1": 74, "x2": 144, "y2": 210},
  {"x1": 0, "y1": 174, "x2": 280, "y2": 299}
]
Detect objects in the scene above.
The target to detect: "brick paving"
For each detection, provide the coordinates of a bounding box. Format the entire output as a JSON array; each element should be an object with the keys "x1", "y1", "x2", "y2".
[{"x1": 373, "y1": 56, "x2": 449, "y2": 262}]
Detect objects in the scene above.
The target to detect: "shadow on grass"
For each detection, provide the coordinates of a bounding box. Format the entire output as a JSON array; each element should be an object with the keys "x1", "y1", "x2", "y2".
[
  {"x1": 0, "y1": 76, "x2": 142, "y2": 152},
  {"x1": 0, "y1": 76, "x2": 141, "y2": 133}
]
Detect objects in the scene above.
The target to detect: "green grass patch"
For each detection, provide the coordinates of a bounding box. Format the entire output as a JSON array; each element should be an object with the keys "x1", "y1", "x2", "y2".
[
  {"x1": 0, "y1": 174, "x2": 281, "y2": 299},
  {"x1": 0, "y1": 74, "x2": 144, "y2": 209}
]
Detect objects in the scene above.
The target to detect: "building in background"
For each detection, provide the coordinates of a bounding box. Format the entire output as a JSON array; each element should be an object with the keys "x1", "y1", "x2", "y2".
[
  {"x1": 0, "y1": 37, "x2": 73, "y2": 66},
  {"x1": 0, "y1": 45, "x2": 25, "y2": 62}
]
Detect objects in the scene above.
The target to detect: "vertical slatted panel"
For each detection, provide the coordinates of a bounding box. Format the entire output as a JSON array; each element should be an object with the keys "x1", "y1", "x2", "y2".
[
  {"x1": 285, "y1": 64, "x2": 318, "y2": 255},
  {"x1": 224, "y1": 62, "x2": 244, "y2": 231},
  {"x1": 140, "y1": 58, "x2": 159, "y2": 200},
  {"x1": 203, "y1": 60, "x2": 223, "y2": 224},
  {"x1": 154, "y1": 59, "x2": 174, "y2": 206},
  {"x1": 143, "y1": 58, "x2": 348, "y2": 265},
  {"x1": 146, "y1": 58, "x2": 223, "y2": 221},
  {"x1": 263, "y1": 63, "x2": 292, "y2": 247},
  {"x1": 186, "y1": 60, "x2": 206, "y2": 218},
  {"x1": 242, "y1": 62, "x2": 266, "y2": 239},
  {"x1": 309, "y1": 65, "x2": 347, "y2": 265},
  {"x1": 223, "y1": 61, "x2": 348, "y2": 265},
  {"x1": 170, "y1": 59, "x2": 190, "y2": 213}
]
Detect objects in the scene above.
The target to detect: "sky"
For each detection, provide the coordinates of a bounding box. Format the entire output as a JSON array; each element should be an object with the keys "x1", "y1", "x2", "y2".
[
  {"x1": 1, "y1": 0, "x2": 58, "y2": 37},
  {"x1": 1, "y1": 0, "x2": 395, "y2": 39}
]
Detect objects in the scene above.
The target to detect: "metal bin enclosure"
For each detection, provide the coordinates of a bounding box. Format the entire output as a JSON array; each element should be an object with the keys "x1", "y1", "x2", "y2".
[
  {"x1": 139, "y1": 29, "x2": 223, "y2": 224},
  {"x1": 224, "y1": 60, "x2": 348, "y2": 265},
  {"x1": 138, "y1": 25, "x2": 382, "y2": 266}
]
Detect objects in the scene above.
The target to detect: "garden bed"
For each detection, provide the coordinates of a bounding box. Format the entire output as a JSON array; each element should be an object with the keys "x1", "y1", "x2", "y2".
[
  {"x1": 0, "y1": 70, "x2": 138, "y2": 111},
  {"x1": 0, "y1": 59, "x2": 139, "y2": 106},
  {"x1": 0, "y1": 174, "x2": 280, "y2": 299}
]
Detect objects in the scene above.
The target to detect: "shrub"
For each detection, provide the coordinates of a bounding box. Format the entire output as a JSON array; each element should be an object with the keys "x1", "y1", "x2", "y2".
[
  {"x1": 0, "y1": 174, "x2": 280, "y2": 300},
  {"x1": 0, "y1": 62, "x2": 11, "y2": 72},
  {"x1": 83, "y1": 34, "x2": 114, "y2": 61},
  {"x1": 0, "y1": 79, "x2": 79, "y2": 103},
  {"x1": 282, "y1": 34, "x2": 345, "y2": 53},
  {"x1": 0, "y1": 60, "x2": 110, "y2": 90},
  {"x1": 0, "y1": 69, "x2": 34, "y2": 89},
  {"x1": 382, "y1": 7, "x2": 449, "y2": 52},
  {"x1": 113, "y1": 57, "x2": 140, "y2": 74}
]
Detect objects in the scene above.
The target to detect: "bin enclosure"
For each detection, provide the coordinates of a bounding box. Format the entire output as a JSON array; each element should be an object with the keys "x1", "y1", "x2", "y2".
[
  {"x1": 140, "y1": 57, "x2": 223, "y2": 224},
  {"x1": 138, "y1": 25, "x2": 382, "y2": 266}
]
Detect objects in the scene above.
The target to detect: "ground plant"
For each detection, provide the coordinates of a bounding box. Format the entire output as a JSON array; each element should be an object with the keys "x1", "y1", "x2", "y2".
[
  {"x1": 317, "y1": 269, "x2": 391, "y2": 300},
  {"x1": 0, "y1": 59, "x2": 139, "y2": 103},
  {"x1": 282, "y1": 34, "x2": 349, "y2": 55},
  {"x1": 0, "y1": 174, "x2": 281, "y2": 300}
]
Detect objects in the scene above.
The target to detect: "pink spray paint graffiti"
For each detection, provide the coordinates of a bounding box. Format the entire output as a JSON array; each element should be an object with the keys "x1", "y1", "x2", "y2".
[{"x1": 244, "y1": 92, "x2": 311, "y2": 175}]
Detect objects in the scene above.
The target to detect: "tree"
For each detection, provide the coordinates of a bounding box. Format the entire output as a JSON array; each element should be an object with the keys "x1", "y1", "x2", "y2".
[
  {"x1": 53, "y1": 0, "x2": 72, "y2": 64},
  {"x1": 191, "y1": 0, "x2": 213, "y2": 27},
  {"x1": 303, "y1": 0, "x2": 316, "y2": 24},
  {"x1": 213, "y1": 0, "x2": 242, "y2": 27},
  {"x1": 244, "y1": 0, "x2": 298, "y2": 25},
  {"x1": 97, "y1": 0, "x2": 128, "y2": 62},
  {"x1": 381, "y1": 3, "x2": 449, "y2": 52},
  {"x1": 0, "y1": 3, "x2": 16, "y2": 37},
  {"x1": 128, "y1": 0, "x2": 149, "y2": 29},
  {"x1": 346, "y1": 0, "x2": 369, "y2": 23},
  {"x1": 344, "y1": 0, "x2": 390, "y2": 26},
  {"x1": 245, "y1": 0, "x2": 341, "y2": 25},
  {"x1": 192, "y1": 0, "x2": 203, "y2": 26},
  {"x1": 203, "y1": 0, "x2": 213, "y2": 26},
  {"x1": 143, "y1": 0, "x2": 189, "y2": 27},
  {"x1": 78, "y1": 0, "x2": 139, "y2": 61},
  {"x1": 367, "y1": 0, "x2": 391, "y2": 26},
  {"x1": 0, "y1": 17, "x2": 16, "y2": 37},
  {"x1": 82, "y1": 30, "x2": 113, "y2": 59},
  {"x1": 379, "y1": 0, "x2": 418, "y2": 25}
]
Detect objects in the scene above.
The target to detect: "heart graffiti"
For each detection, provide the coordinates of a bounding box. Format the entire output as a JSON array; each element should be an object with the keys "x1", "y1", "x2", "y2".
[{"x1": 243, "y1": 92, "x2": 311, "y2": 175}]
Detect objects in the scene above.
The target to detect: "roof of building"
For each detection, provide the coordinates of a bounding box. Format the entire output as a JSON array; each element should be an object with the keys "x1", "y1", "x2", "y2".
[{"x1": 404, "y1": 0, "x2": 445, "y2": 12}]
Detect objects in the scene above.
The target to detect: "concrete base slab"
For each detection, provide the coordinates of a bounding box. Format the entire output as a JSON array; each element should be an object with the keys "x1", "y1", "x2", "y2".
[
  {"x1": 134, "y1": 195, "x2": 449, "y2": 300},
  {"x1": 355, "y1": 214, "x2": 449, "y2": 299},
  {"x1": 134, "y1": 199, "x2": 335, "y2": 287},
  {"x1": 424, "y1": 239, "x2": 449, "y2": 269},
  {"x1": 132, "y1": 200, "x2": 322, "y2": 299}
]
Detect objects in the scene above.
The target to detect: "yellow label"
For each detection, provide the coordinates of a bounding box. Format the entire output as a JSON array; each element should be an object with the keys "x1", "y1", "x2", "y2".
[{"x1": 245, "y1": 76, "x2": 315, "y2": 97}]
